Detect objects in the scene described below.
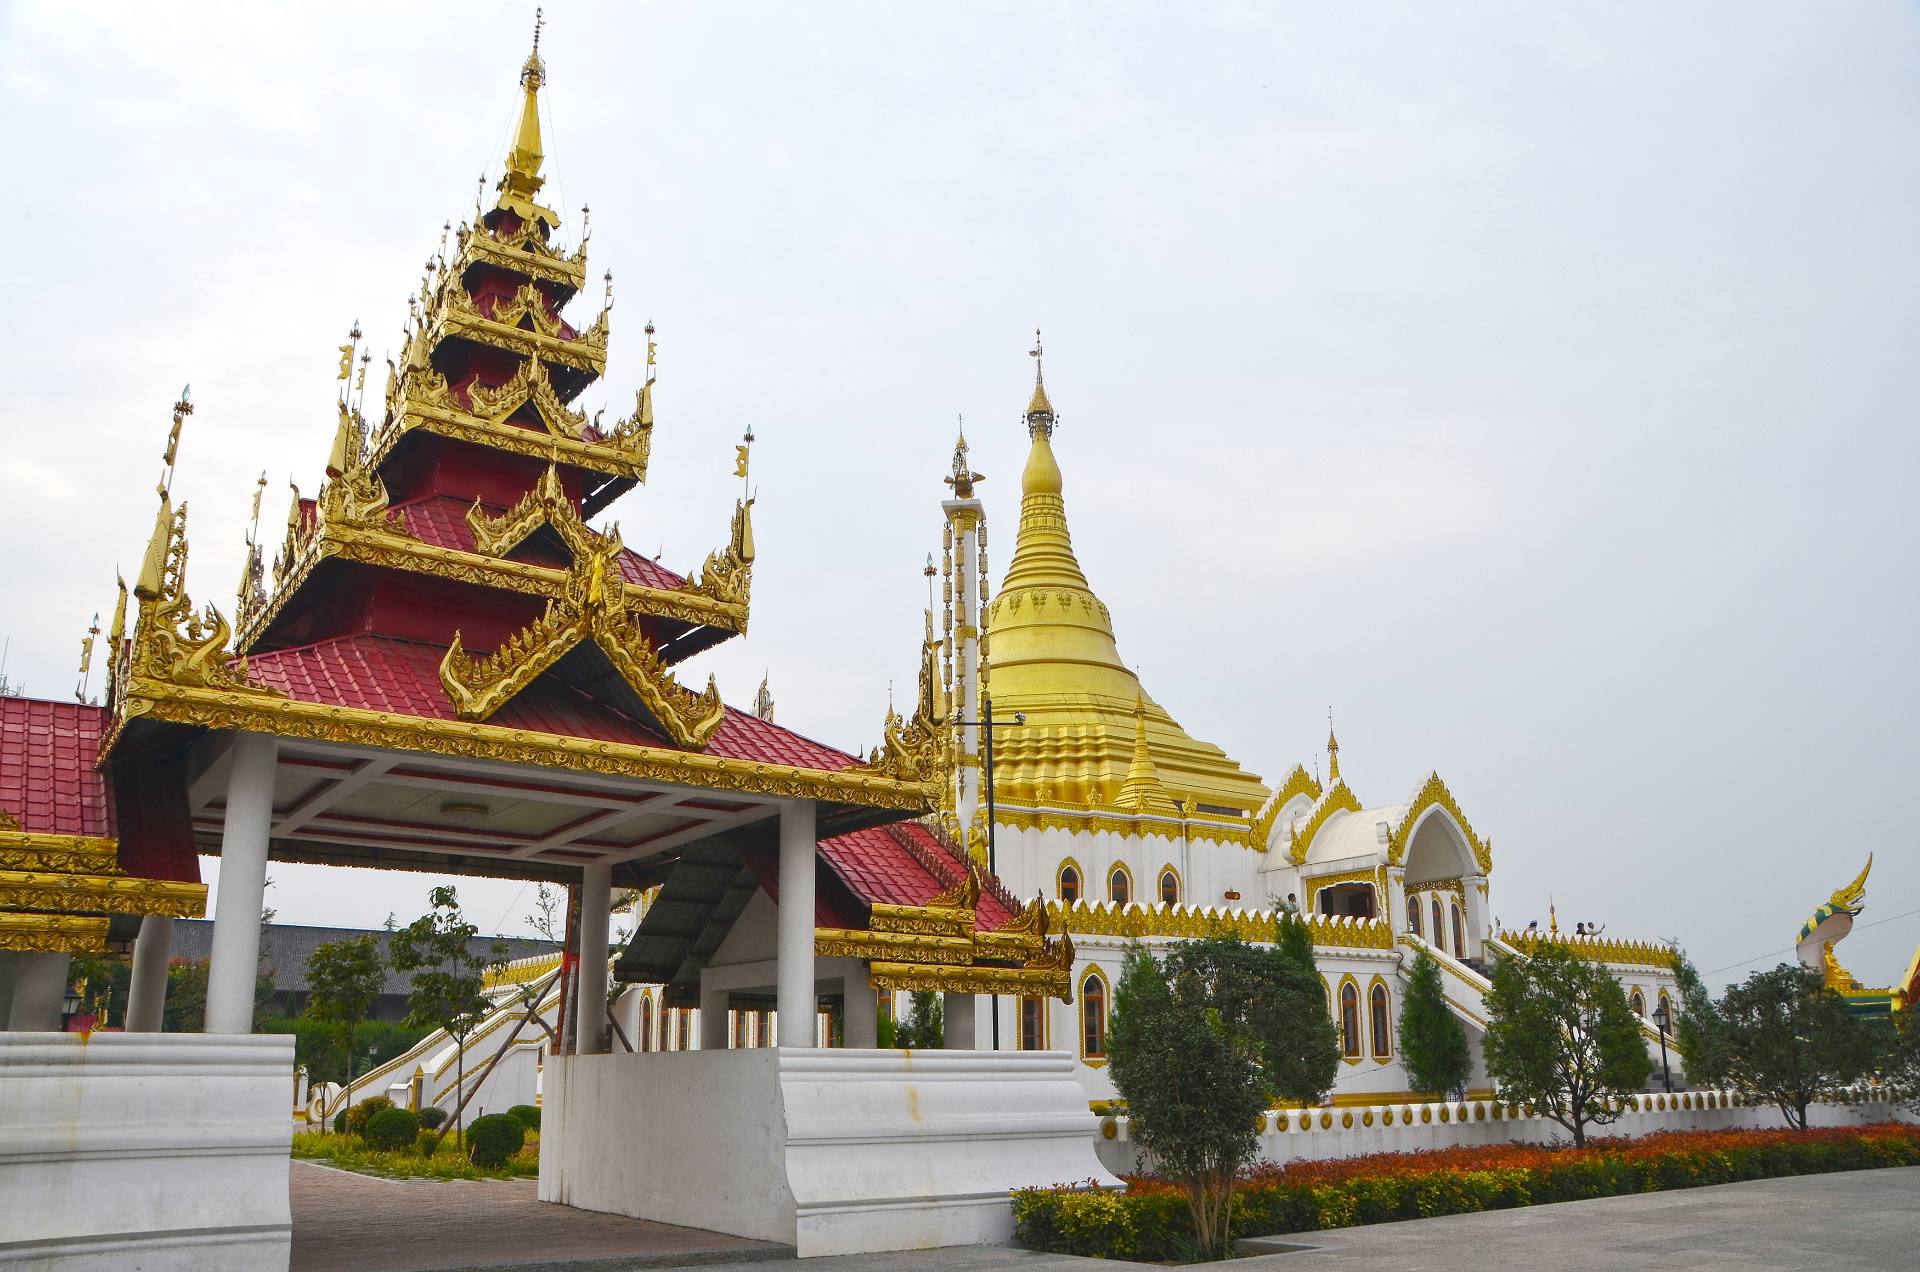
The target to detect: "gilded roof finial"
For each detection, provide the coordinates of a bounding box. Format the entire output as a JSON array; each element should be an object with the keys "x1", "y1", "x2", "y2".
[
  {"x1": 1326, "y1": 706, "x2": 1340, "y2": 783},
  {"x1": 497, "y1": 8, "x2": 554, "y2": 227},
  {"x1": 1025, "y1": 328, "x2": 1055, "y2": 438}
]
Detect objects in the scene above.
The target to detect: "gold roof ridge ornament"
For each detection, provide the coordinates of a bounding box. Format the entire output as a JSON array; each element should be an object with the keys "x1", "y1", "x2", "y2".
[
  {"x1": 439, "y1": 539, "x2": 726, "y2": 748},
  {"x1": 497, "y1": 7, "x2": 556, "y2": 230}
]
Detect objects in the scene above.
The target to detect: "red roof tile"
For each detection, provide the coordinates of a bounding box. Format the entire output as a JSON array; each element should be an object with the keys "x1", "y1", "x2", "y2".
[
  {"x1": 242, "y1": 634, "x2": 864, "y2": 773},
  {"x1": 0, "y1": 697, "x2": 112, "y2": 837},
  {"x1": 392, "y1": 494, "x2": 687, "y2": 591},
  {"x1": 817, "y1": 822, "x2": 1015, "y2": 932}
]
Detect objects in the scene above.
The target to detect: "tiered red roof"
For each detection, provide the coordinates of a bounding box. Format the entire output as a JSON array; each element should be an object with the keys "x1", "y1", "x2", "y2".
[
  {"x1": 818, "y1": 822, "x2": 1015, "y2": 932},
  {"x1": 0, "y1": 697, "x2": 113, "y2": 837}
]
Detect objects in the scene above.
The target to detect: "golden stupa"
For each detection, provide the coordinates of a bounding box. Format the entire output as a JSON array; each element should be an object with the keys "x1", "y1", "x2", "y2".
[{"x1": 981, "y1": 356, "x2": 1269, "y2": 816}]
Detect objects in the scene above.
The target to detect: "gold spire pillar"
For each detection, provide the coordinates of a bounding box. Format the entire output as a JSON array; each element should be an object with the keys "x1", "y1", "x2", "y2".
[{"x1": 944, "y1": 432, "x2": 987, "y2": 861}]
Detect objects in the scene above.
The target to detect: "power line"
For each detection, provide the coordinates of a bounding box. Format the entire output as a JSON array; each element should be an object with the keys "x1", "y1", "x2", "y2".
[{"x1": 1701, "y1": 906, "x2": 1920, "y2": 978}]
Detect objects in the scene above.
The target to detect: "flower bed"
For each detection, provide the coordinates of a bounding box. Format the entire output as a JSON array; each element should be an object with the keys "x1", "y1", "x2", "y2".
[
  {"x1": 1013, "y1": 1123, "x2": 1920, "y2": 1262},
  {"x1": 291, "y1": 1129, "x2": 540, "y2": 1181}
]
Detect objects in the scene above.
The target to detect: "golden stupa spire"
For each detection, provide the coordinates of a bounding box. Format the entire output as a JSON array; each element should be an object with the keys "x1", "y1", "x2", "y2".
[
  {"x1": 1326, "y1": 708, "x2": 1340, "y2": 783},
  {"x1": 1118, "y1": 694, "x2": 1170, "y2": 812},
  {"x1": 496, "y1": 8, "x2": 556, "y2": 228},
  {"x1": 1025, "y1": 327, "x2": 1055, "y2": 437}
]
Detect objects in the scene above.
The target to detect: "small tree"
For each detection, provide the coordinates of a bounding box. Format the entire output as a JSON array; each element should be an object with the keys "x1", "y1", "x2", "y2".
[
  {"x1": 306, "y1": 935, "x2": 386, "y2": 1101},
  {"x1": 389, "y1": 887, "x2": 506, "y2": 1148},
  {"x1": 1399, "y1": 949, "x2": 1472, "y2": 1099},
  {"x1": 1670, "y1": 948, "x2": 1729, "y2": 1088},
  {"x1": 1108, "y1": 934, "x2": 1337, "y2": 1259},
  {"x1": 1718, "y1": 963, "x2": 1874, "y2": 1129},
  {"x1": 1483, "y1": 940, "x2": 1651, "y2": 1146},
  {"x1": 892, "y1": 989, "x2": 943, "y2": 1048},
  {"x1": 1886, "y1": 1004, "x2": 1920, "y2": 1113}
]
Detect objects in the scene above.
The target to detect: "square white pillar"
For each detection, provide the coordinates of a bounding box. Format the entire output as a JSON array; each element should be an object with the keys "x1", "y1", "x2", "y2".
[
  {"x1": 576, "y1": 863, "x2": 612, "y2": 1055},
  {"x1": 842, "y1": 979, "x2": 878, "y2": 1049},
  {"x1": 126, "y1": 914, "x2": 176, "y2": 1032},
  {"x1": 699, "y1": 974, "x2": 729, "y2": 1050},
  {"x1": 776, "y1": 801, "x2": 817, "y2": 1047},
  {"x1": 205, "y1": 732, "x2": 278, "y2": 1035},
  {"x1": 941, "y1": 992, "x2": 976, "y2": 1049},
  {"x1": 6, "y1": 952, "x2": 70, "y2": 1031}
]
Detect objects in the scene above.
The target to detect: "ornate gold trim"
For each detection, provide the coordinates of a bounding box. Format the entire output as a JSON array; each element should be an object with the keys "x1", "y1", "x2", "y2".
[
  {"x1": 1249, "y1": 764, "x2": 1322, "y2": 849},
  {"x1": 1047, "y1": 899, "x2": 1395, "y2": 950},
  {"x1": 1334, "y1": 972, "x2": 1363, "y2": 1064},
  {"x1": 867, "y1": 959, "x2": 1071, "y2": 999},
  {"x1": 0, "y1": 913, "x2": 111, "y2": 954},
  {"x1": 1079, "y1": 961, "x2": 1109, "y2": 1066},
  {"x1": 992, "y1": 801, "x2": 1252, "y2": 848},
  {"x1": 1498, "y1": 929, "x2": 1678, "y2": 970},
  {"x1": 1385, "y1": 772, "x2": 1492, "y2": 874},
  {"x1": 0, "y1": 833, "x2": 120, "y2": 874},
  {"x1": 118, "y1": 677, "x2": 934, "y2": 812},
  {"x1": 464, "y1": 352, "x2": 591, "y2": 440},
  {"x1": 0, "y1": 870, "x2": 207, "y2": 918},
  {"x1": 1288, "y1": 781, "x2": 1363, "y2": 865}
]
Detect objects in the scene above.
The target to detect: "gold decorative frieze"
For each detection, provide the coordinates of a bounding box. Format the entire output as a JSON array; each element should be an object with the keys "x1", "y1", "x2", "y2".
[
  {"x1": 1047, "y1": 899, "x2": 1395, "y2": 950},
  {"x1": 463, "y1": 354, "x2": 589, "y2": 439},
  {"x1": 440, "y1": 544, "x2": 726, "y2": 748},
  {"x1": 815, "y1": 928, "x2": 976, "y2": 966},
  {"x1": 1248, "y1": 765, "x2": 1323, "y2": 852},
  {"x1": 0, "y1": 913, "x2": 111, "y2": 955},
  {"x1": 1288, "y1": 781, "x2": 1363, "y2": 865},
  {"x1": 1498, "y1": 930, "x2": 1677, "y2": 971},
  {"x1": 0, "y1": 870, "x2": 207, "y2": 919},
  {"x1": 0, "y1": 833, "x2": 120, "y2": 874},
  {"x1": 467, "y1": 463, "x2": 594, "y2": 559}
]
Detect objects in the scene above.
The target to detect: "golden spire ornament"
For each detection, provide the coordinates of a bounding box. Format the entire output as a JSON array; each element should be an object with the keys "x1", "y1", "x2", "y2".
[{"x1": 1326, "y1": 707, "x2": 1340, "y2": 783}]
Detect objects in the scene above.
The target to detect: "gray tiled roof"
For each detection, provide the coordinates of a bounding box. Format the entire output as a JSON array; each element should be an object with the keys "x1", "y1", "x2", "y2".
[{"x1": 169, "y1": 920, "x2": 556, "y2": 997}]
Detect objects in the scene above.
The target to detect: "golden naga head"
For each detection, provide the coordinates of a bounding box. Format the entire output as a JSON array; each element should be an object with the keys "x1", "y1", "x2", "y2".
[{"x1": 1829, "y1": 853, "x2": 1872, "y2": 913}]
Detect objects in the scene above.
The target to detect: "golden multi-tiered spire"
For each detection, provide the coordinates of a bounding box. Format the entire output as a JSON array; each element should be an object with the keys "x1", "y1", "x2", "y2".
[
  {"x1": 497, "y1": 8, "x2": 556, "y2": 229},
  {"x1": 981, "y1": 340, "x2": 1268, "y2": 815},
  {"x1": 1326, "y1": 709, "x2": 1341, "y2": 783}
]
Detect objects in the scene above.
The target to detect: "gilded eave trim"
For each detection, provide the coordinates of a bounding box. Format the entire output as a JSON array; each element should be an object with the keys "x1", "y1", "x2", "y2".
[
  {"x1": 0, "y1": 913, "x2": 111, "y2": 954},
  {"x1": 0, "y1": 833, "x2": 120, "y2": 874},
  {"x1": 367, "y1": 404, "x2": 646, "y2": 485},
  {"x1": 117, "y1": 679, "x2": 935, "y2": 813},
  {"x1": 0, "y1": 869, "x2": 207, "y2": 919}
]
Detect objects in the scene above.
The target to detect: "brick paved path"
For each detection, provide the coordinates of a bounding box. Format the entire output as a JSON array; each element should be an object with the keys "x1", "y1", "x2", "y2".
[{"x1": 290, "y1": 1160, "x2": 790, "y2": 1271}]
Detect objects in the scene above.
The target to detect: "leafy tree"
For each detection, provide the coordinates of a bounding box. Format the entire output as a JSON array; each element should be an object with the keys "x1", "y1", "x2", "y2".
[
  {"x1": 1399, "y1": 949, "x2": 1472, "y2": 1099},
  {"x1": 892, "y1": 990, "x2": 943, "y2": 1048},
  {"x1": 1483, "y1": 941, "x2": 1651, "y2": 1146},
  {"x1": 389, "y1": 887, "x2": 506, "y2": 1147},
  {"x1": 1669, "y1": 948, "x2": 1729, "y2": 1087},
  {"x1": 159, "y1": 959, "x2": 277, "y2": 1032},
  {"x1": 305, "y1": 935, "x2": 386, "y2": 1099},
  {"x1": 1108, "y1": 934, "x2": 1338, "y2": 1259},
  {"x1": 1718, "y1": 963, "x2": 1874, "y2": 1129},
  {"x1": 1886, "y1": 1004, "x2": 1920, "y2": 1113}
]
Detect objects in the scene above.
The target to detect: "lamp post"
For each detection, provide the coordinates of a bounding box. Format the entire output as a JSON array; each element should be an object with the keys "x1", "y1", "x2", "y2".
[
  {"x1": 1651, "y1": 1001, "x2": 1673, "y2": 1093},
  {"x1": 951, "y1": 696, "x2": 1025, "y2": 1049}
]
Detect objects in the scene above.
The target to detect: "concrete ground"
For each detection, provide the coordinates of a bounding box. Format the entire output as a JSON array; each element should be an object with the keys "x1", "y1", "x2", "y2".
[{"x1": 294, "y1": 1162, "x2": 1920, "y2": 1271}]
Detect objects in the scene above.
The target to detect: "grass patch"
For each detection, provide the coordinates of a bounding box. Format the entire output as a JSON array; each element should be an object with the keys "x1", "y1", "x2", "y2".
[
  {"x1": 291, "y1": 1129, "x2": 540, "y2": 1181},
  {"x1": 1015, "y1": 1123, "x2": 1920, "y2": 1262}
]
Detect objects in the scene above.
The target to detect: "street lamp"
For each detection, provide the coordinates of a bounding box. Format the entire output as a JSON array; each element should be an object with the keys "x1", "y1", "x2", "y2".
[
  {"x1": 950, "y1": 697, "x2": 1026, "y2": 1050},
  {"x1": 1650, "y1": 1000, "x2": 1673, "y2": 1093}
]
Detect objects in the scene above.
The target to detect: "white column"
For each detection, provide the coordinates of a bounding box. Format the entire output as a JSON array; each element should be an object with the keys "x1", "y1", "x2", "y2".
[
  {"x1": 6, "y1": 952, "x2": 70, "y2": 1031},
  {"x1": 1463, "y1": 874, "x2": 1491, "y2": 958},
  {"x1": 1384, "y1": 867, "x2": 1406, "y2": 938},
  {"x1": 776, "y1": 800, "x2": 817, "y2": 1047},
  {"x1": 843, "y1": 977, "x2": 877, "y2": 1049},
  {"x1": 941, "y1": 992, "x2": 977, "y2": 1049},
  {"x1": 947, "y1": 503, "x2": 983, "y2": 855},
  {"x1": 575, "y1": 863, "x2": 612, "y2": 1055},
  {"x1": 699, "y1": 974, "x2": 729, "y2": 1050},
  {"x1": 126, "y1": 913, "x2": 175, "y2": 1032},
  {"x1": 205, "y1": 732, "x2": 277, "y2": 1034}
]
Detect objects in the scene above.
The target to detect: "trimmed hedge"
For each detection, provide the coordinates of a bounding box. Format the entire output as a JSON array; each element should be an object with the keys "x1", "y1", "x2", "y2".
[
  {"x1": 346, "y1": 1096, "x2": 393, "y2": 1139},
  {"x1": 1014, "y1": 1124, "x2": 1920, "y2": 1262},
  {"x1": 506, "y1": 1103, "x2": 541, "y2": 1131},
  {"x1": 363, "y1": 1106, "x2": 420, "y2": 1152},
  {"x1": 467, "y1": 1113, "x2": 527, "y2": 1168},
  {"x1": 417, "y1": 1106, "x2": 449, "y2": 1130}
]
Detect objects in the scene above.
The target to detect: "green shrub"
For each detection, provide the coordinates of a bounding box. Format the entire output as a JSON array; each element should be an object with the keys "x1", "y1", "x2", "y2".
[
  {"x1": 467, "y1": 1113, "x2": 526, "y2": 1168},
  {"x1": 417, "y1": 1106, "x2": 448, "y2": 1130},
  {"x1": 506, "y1": 1103, "x2": 541, "y2": 1131},
  {"x1": 346, "y1": 1096, "x2": 394, "y2": 1138},
  {"x1": 332, "y1": 1109, "x2": 348, "y2": 1134},
  {"x1": 363, "y1": 1106, "x2": 420, "y2": 1152}
]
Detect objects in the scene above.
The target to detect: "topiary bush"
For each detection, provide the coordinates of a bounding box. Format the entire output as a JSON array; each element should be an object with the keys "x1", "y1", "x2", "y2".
[
  {"x1": 467, "y1": 1113, "x2": 526, "y2": 1168},
  {"x1": 332, "y1": 1109, "x2": 348, "y2": 1134},
  {"x1": 417, "y1": 1106, "x2": 449, "y2": 1130},
  {"x1": 363, "y1": 1106, "x2": 420, "y2": 1152},
  {"x1": 506, "y1": 1103, "x2": 541, "y2": 1132},
  {"x1": 346, "y1": 1096, "x2": 394, "y2": 1138}
]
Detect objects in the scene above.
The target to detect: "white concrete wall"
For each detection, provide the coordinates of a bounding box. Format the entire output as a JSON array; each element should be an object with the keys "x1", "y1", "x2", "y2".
[
  {"x1": 0, "y1": 1032, "x2": 294, "y2": 1271},
  {"x1": 1093, "y1": 1090, "x2": 1916, "y2": 1176},
  {"x1": 539, "y1": 1048, "x2": 1120, "y2": 1257}
]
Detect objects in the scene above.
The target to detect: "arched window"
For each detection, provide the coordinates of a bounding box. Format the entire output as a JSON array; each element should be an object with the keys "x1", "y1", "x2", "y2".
[
  {"x1": 1450, "y1": 903, "x2": 1465, "y2": 958},
  {"x1": 1058, "y1": 863, "x2": 1081, "y2": 904},
  {"x1": 1656, "y1": 989, "x2": 1672, "y2": 1024},
  {"x1": 1019, "y1": 997, "x2": 1046, "y2": 1051},
  {"x1": 1159, "y1": 867, "x2": 1180, "y2": 907},
  {"x1": 1630, "y1": 989, "x2": 1646, "y2": 1017},
  {"x1": 1409, "y1": 895, "x2": 1423, "y2": 937},
  {"x1": 639, "y1": 995, "x2": 655, "y2": 1052},
  {"x1": 1370, "y1": 983, "x2": 1391, "y2": 1060},
  {"x1": 1431, "y1": 898, "x2": 1445, "y2": 952},
  {"x1": 1108, "y1": 865, "x2": 1132, "y2": 906},
  {"x1": 1339, "y1": 981, "x2": 1361, "y2": 1059},
  {"x1": 1081, "y1": 972, "x2": 1108, "y2": 1060}
]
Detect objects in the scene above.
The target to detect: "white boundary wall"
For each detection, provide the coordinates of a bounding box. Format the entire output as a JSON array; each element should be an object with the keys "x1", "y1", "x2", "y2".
[
  {"x1": 1094, "y1": 1090, "x2": 1915, "y2": 1175},
  {"x1": 0, "y1": 1033, "x2": 294, "y2": 1271},
  {"x1": 540, "y1": 1047, "x2": 1121, "y2": 1257}
]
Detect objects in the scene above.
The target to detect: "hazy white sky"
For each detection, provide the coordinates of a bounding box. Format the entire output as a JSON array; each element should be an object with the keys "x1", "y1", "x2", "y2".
[{"x1": 3, "y1": 2, "x2": 1915, "y2": 989}]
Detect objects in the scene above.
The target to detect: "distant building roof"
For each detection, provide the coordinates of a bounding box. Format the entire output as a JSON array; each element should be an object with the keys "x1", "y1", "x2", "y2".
[{"x1": 170, "y1": 919, "x2": 556, "y2": 997}]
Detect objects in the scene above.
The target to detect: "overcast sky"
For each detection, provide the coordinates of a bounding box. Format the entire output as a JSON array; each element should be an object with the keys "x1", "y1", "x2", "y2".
[{"x1": 3, "y1": 2, "x2": 1915, "y2": 990}]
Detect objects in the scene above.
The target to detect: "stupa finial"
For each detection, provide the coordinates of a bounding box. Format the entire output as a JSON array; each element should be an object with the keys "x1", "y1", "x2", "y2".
[
  {"x1": 1326, "y1": 707, "x2": 1340, "y2": 783},
  {"x1": 1025, "y1": 328, "x2": 1054, "y2": 437},
  {"x1": 497, "y1": 10, "x2": 553, "y2": 225}
]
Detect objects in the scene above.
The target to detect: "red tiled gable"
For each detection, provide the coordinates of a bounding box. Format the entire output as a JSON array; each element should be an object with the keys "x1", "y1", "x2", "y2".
[
  {"x1": 817, "y1": 822, "x2": 1015, "y2": 933},
  {"x1": 0, "y1": 696, "x2": 113, "y2": 837},
  {"x1": 393, "y1": 494, "x2": 687, "y2": 591},
  {"x1": 242, "y1": 634, "x2": 863, "y2": 773}
]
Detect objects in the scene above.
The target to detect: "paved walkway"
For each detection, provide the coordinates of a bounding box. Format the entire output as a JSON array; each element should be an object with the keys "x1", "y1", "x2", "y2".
[
  {"x1": 289, "y1": 1161, "x2": 789, "y2": 1271},
  {"x1": 294, "y1": 1162, "x2": 1920, "y2": 1271}
]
